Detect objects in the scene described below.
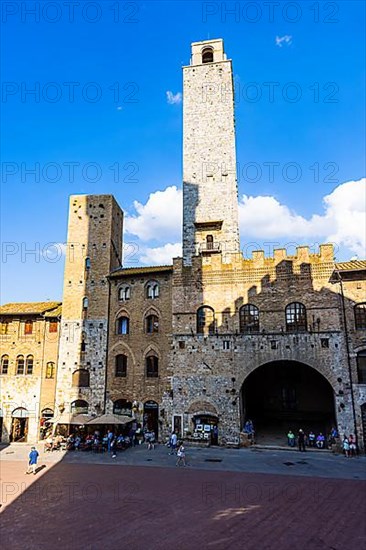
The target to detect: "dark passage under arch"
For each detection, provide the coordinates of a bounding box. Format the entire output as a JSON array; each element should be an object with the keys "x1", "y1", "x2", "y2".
[{"x1": 241, "y1": 361, "x2": 336, "y2": 442}]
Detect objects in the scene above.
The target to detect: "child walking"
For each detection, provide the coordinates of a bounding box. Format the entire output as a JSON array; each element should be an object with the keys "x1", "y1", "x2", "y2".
[{"x1": 176, "y1": 444, "x2": 186, "y2": 467}]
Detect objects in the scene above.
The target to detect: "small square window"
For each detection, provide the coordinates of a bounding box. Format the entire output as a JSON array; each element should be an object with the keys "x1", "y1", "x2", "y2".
[{"x1": 321, "y1": 338, "x2": 329, "y2": 348}]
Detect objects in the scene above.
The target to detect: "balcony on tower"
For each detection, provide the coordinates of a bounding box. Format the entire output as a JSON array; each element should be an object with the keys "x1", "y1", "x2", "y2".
[{"x1": 195, "y1": 221, "x2": 223, "y2": 255}]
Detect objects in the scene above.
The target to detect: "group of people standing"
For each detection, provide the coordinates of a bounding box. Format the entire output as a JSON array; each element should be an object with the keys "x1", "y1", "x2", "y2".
[
  {"x1": 342, "y1": 434, "x2": 357, "y2": 457},
  {"x1": 287, "y1": 429, "x2": 329, "y2": 450}
]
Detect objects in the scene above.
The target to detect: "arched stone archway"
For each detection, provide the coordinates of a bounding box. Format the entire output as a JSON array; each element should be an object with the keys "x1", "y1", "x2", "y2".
[{"x1": 241, "y1": 360, "x2": 337, "y2": 445}]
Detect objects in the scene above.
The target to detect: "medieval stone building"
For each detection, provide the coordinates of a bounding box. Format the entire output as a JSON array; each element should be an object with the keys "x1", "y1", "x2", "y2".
[{"x1": 1, "y1": 39, "x2": 366, "y2": 448}]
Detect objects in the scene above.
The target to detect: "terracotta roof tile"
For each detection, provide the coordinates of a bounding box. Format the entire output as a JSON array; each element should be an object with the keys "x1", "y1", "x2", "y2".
[
  {"x1": 335, "y1": 260, "x2": 366, "y2": 271},
  {"x1": 0, "y1": 301, "x2": 62, "y2": 316}
]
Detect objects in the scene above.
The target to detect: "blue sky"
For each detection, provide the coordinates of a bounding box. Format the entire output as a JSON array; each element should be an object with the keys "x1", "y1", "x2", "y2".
[{"x1": 1, "y1": 0, "x2": 365, "y2": 302}]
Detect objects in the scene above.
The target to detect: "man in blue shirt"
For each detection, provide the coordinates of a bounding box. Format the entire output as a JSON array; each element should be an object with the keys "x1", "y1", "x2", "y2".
[{"x1": 26, "y1": 447, "x2": 39, "y2": 475}]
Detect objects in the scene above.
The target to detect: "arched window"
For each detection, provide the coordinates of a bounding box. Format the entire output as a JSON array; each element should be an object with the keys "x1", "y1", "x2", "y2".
[
  {"x1": 16, "y1": 355, "x2": 24, "y2": 375},
  {"x1": 26, "y1": 355, "x2": 34, "y2": 375},
  {"x1": 71, "y1": 400, "x2": 89, "y2": 414},
  {"x1": 202, "y1": 47, "x2": 214, "y2": 63},
  {"x1": 1, "y1": 355, "x2": 9, "y2": 375},
  {"x1": 46, "y1": 362, "x2": 55, "y2": 379},
  {"x1": 206, "y1": 235, "x2": 214, "y2": 250},
  {"x1": 146, "y1": 314, "x2": 159, "y2": 334},
  {"x1": 85, "y1": 257, "x2": 91, "y2": 270},
  {"x1": 239, "y1": 304, "x2": 259, "y2": 333},
  {"x1": 146, "y1": 353, "x2": 159, "y2": 378},
  {"x1": 115, "y1": 354, "x2": 127, "y2": 377},
  {"x1": 41, "y1": 408, "x2": 54, "y2": 419},
  {"x1": 25, "y1": 320, "x2": 33, "y2": 335},
  {"x1": 117, "y1": 316, "x2": 129, "y2": 335},
  {"x1": 147, "y1": 281, "x2": 159, "y2": 299},
  {"x1": 118, "y1": 285, "x2": 131, "y2": 301},
  {"x1": 355, "y1": 303, "x2": 366, "y2": 330},
  {"x1": 113, "y1": 399, "x2": 132, "y2": 416},
  {"x1": 286, "y1": 302, "x2": 307, "y2": 332},
  {"x1": 197, "y1": 306, "x2": 215, "y2": 334},
  {"x1": 72, "y1": 369, "x2": 90, "y2": 387},
  {"x1": 357, "y1": 351, "x2": 366, "y2": 384},
  {"x1": 82, "y1": 297, "x2": 89, "y2": 309}
]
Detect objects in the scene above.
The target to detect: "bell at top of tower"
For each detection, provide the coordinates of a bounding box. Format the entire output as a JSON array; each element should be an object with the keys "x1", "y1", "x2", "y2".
[{"x1": 190, "y1": 39, "x2": 227, "y2": 66}]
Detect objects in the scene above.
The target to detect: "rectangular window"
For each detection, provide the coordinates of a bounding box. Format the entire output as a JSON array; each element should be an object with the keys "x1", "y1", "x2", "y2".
[
  {"x1": 49, "y1": 321, "x2": 58, "y2": 333},
  {"x1": 223, "y1": 341, "x2": 230, "y2": 350},
  {"x1": 25, "y1": 320, "x2": 33, "y2": 335},
  {"x1": 321, "y1": 338, "x2": 329, "y2": 348}
]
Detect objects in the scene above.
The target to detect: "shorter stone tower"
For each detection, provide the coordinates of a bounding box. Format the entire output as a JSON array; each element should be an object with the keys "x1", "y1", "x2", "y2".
[{"x1": 55, "y1": 195, "x2": 123, "y2": 418}]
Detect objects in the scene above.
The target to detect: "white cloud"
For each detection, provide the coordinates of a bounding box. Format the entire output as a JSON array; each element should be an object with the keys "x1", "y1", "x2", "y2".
[
  {"x1": 125, "y1": 186, "x2": 182, "y2": 242},
  {"x1": 275, "y1": 35, "x2": 292, "y2": 47},
  {"x1": 123, "y1": 179, "x2": 365, "y2": 264},
  {"x1": 139, "y1": 243, "x2": 182, "y2": 265},
  {"x1": 166, "y1": 90, "x2": 182, "y2": 105},
  {"x1": 238, "y1": 178, "x2": 366, "y2": 257}
]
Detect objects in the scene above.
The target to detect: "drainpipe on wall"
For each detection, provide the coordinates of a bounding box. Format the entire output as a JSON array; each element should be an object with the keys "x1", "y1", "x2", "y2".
[{"x1": 335, "y1": 270, "x2": 357, "y2": 438}]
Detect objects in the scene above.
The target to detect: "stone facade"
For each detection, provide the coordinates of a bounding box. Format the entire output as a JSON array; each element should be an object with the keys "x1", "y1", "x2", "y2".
[
  {"x1": 0, "y1": 303, "x2": 61, "y2": 443},
  {"x1": 164, "y1": 248, "x2": 361, "y2": 445}
]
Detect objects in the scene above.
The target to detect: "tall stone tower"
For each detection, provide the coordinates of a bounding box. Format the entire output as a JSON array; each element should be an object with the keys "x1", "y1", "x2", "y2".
[
  {"x1": 55, "y1": 195, "x2": 123, "y2": 418},
  {"x1": 182, "y1": 38, "x2": 240, "y2": 265}
]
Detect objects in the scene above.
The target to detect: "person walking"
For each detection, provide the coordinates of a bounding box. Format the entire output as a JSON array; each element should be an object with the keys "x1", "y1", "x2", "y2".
[
  {"x1": 169, "y1": 431, "x2": 178, "y2": 455},
  {"x1": 298, "y1": 429, "x2": 306, "y2": 452},
  {"x1": 176, "y1": 444, "x2": 186, "y2": 467},
  {"x1": 26, "y1": 447, "x2": 39, "y2": 475}
]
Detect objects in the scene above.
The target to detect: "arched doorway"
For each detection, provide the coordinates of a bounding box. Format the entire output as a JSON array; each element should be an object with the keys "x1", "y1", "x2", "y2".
[
  {"x1": 39, "y1": 408, "x2": 54, "y2": 440},
  {"x1": 188, "y1": 401, "x2": 219, "y2": 445},
  {"x1": 143, "y1": 401, "x2": 159, "y2": 438},
  {"x1": 11, "y1": 407, "x2": 29, "y2": 442},
  {"x1": 241, "y1": 361, "x2": 336, "y2": 445}
]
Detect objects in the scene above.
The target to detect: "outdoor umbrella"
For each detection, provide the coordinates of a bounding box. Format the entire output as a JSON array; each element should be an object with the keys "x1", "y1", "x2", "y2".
[
  {"x1": 86, "y1": 413, "x2": 133, "y2": 425},
  {"x1": 48, "y1": 413, "x2": 91, "y2": 425}
]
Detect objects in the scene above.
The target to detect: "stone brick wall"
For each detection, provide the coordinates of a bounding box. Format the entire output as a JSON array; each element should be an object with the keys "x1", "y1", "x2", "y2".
[
  {"x1": 106, "y1": 267, "x2": 173, "y2": 435},
  {"x1": 55, "y1": 195, "x2": 123, "y2": 418}
]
